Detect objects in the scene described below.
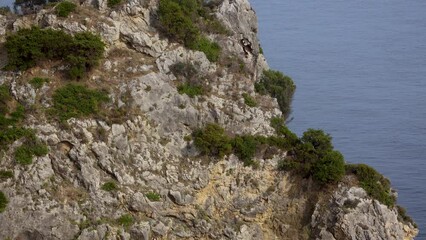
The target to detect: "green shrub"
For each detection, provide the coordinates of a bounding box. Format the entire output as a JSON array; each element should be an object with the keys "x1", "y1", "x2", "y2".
[
  {"x1": 312, "y1": 150, "x2": 345, "y2": 184},
  {"x1": 278, "y1": 158, "x2": 300, "y2": 171},
  {"x1": 55, "y1": 1, "x2": 76, "y2": 17},
  {"x1": 107, "y1": 0, "x2": 122, "y2": 7},
  {"x1": 15, "y1": 140, "x2": 48, "y2": 165},
  {"x1": 0, "y1": 84, "x2": 32, "y2": 148},
  {"x1": 170, "y1": 62, "x2": 198, "y2": 80},
  {"x1": 4, "y1": 28, "x2": 105, "y2": 79},
  {"x1": 300, "y1": 128, "x2": 333, "y2": 158},
  {"x1": 269, "y1": 117, "x2": 299, "y2": 145},
  {"x1": 193, "y1": 123, "x2": 232, "y2": 158},
  {"x1": 346, "y1": 163, "x2": 395, "y2": 207},
  {"x1": 157, "y1": 0, "x2": 221, "y2": 62},
  {"x1": 0, "y1": 170, "x2": 13, "y2": 180},
  {"x1": 67, "y1": 32, "x2": 105, "y2": 79},
  {"x1": 0, "y1": 127, "x2": 32, "y2": 147},
  {"x1": 0, "y1": 191, "x2": 8, "y2": 213},
  {"x1": 146, "y1": 192, "x2": 161, "y2": 201},
  {"x1": 190, "y1": 36, "x2": 221, "y2": 62},
  {"x1": 233, "y1": 135, "x2": 258, "y2": 165},
  {"x1": 242, "y1": 93, "x2": 257, "y2": 107},
  {"x1": 0, "y1": 85, "x2": 11, "y2": 115},
  {"x1": 116, "y1": 214, "x2": 134, "y2": 228},
  {"x1": 51, "y1": 84, "x2": 109, "y2": 121},
  {"x1": 177, "y1": 83, "x2": 204, "y2": 98},
  {"x1": 29, "y1": 77, "x2": 49, "y2": 89},
  {"x1": 158, "y1": 0, "x2": 199, "y2": 45},
  {"x1": 255, "y1": 70, "x2": 296, "y2": 118},
  {"x1": 4, "y1": 27, "x2": 73, "y2": 70},
  {"x1": 101, "y1": 181, "x2": 118, "y2": 191}
]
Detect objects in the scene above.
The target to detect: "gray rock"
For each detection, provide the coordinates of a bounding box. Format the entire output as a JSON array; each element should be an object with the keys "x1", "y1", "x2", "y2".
[{"x1": 152, "y1": 221, "x2": 168, "y2": 236}]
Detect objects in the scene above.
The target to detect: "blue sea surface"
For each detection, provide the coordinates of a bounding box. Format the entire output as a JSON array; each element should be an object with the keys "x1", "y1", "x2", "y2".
[{"x1": 250, "y1": 0, "x2": 426, "y2": 238}]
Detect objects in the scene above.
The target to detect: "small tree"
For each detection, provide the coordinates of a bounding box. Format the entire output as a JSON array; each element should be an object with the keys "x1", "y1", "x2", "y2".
[
  {"x1": 301, "y1": 128, "x2": 333, "y2": 157},
  {"x1": 193, "y1": 123, "x2": 232, "y2": 158},
  {"x1": 312, "y1": 150, "x2": 345, "y2": 184}
]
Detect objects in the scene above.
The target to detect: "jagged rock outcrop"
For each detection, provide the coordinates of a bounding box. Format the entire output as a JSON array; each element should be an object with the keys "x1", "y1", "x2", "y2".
[
  {"x1": 311, "y1": 186, "x2": 419, "y2": 240},
  {"x1": 0, "y1": 0, "x2": 418, "y2": 239}
]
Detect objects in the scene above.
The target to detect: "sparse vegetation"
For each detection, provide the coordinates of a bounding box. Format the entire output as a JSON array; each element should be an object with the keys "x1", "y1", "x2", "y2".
[
  {"x1": 55, "y1": 1, "x2": 76, "y2": 17},
  {"x1": 177, "y1": 83, "x2": 204, "y2": 98},
  {"x1": 107, "y1": 0, "x2": 122, "y2": 7},
  {"x1": 29, "y1": 77, "x2": 49, "y2": 89},
  {"x1": 4, "y1": 27, "x2": 105, "y2": 79},
  {"x1": 101, "y1": 181, "x2": 118, "y2": 192},
  {"x1": 51, "y1": 84, "x2": 109, "y2": 121},
  {"x1": 0, "y1": 191, "x2": 8, "y2": 213},
  {"x1": 116, "y1": 214, "x2": 134, "y2": 228},
  {"x1": 190, "y1": 36, "x2": 221, "y2": 62},
  {"x1": 157, "y1": 0, "x2": 222, "y2": 62},
  {"x1": 15, "y1": 138, "x2": 49, "y2": 165},
  {"x1": 255, "y1": 70, "x2": 296, "y2": 119},
  {"x1": 242, "y1": 93, "x2": 257, "y2": 107},
  {"x1": 233, "y1": 135, "x2": 258, "y2": 166},
  {"x1": 397, "y1": 205, "x2": 417, "y2": 227},
  {"x1": 0, "y1": 170, "x2": 13, "y2": 180},
  {"x1": 146, "y1": 192, "x2": 161, "y2": 201},
  {"x1": 193, "y1": 123, "x2": 232, "y2": 158},
  {"x1": 170, "y1": 62, "x2": 198, "y2": 80},
  {"x1": 346, "y1": 163, "x2": 395, "y2": 207}
]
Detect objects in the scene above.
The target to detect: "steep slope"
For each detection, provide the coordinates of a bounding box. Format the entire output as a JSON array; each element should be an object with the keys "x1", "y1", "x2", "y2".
[{"x1": 0, "y1": 0, "x2": 418, "y2": 239}]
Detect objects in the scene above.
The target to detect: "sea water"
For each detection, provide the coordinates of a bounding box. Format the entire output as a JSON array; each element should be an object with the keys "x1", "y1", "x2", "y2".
[{"x1": 250, "y1": 0, "x2": 426, "y2": 238}]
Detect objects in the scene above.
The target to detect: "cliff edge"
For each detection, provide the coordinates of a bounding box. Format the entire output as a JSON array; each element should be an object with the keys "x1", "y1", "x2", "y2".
[{"x1": 0, "y1": 0, "x2": 418, "y2": 239}]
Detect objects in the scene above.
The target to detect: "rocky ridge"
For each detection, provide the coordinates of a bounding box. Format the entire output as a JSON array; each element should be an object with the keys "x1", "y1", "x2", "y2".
[{"x1": 0, "y1": 0, "x2": 418, "y2": 239}]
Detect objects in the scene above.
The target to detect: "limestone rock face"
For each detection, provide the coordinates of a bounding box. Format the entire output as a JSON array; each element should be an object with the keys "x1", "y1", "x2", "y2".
[
  {"x1": 0, "y1": 0, "x2": 418, "y2": 239},
  {"x1": 311, "y1": 186, "x2": 419, "y2": 240}
]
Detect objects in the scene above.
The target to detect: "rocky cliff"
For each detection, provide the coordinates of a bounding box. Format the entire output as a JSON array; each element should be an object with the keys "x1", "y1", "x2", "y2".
[{"x1": 0, "y1": 0, "x2": 418, "y2": 239}]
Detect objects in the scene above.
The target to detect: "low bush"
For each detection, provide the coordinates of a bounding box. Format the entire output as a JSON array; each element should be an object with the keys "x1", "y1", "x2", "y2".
[
  {"x1": 177, "y1": 83, "x2": 204, "y2": 98},
  {"x1": 270, "y1": 116, "x2": 299, "y2": 145},
  {"x1": 189, "y1": 36, "x2": 221, "y2": 62},
  {"x1": 346, "y1": 163, "x2": 395, "y2": 207},
  {"x1": 278, "y1": 158, "x2": 300, "y2": 171},
  {"x1": 51, "y1": 84, "x2": 109, "y2": 121},
  {"x1": 312, "y1": 150, "x2": 345, "y2": 184},
  {"x1": 0, "y1": 84, "x2": 33, "y2": 148},
  {"x1": 107, "y1": 0, "x2": 122, "y2": 7},
  {"x1": 242, "y1": 93, "x2": 257, "y2": 107},
  {"x1": 29, "y1": 77, "x2": 49, "y2": 89},
  {"x1": 0, "y1": 191, "x2": 8, "y2": 213},
  {"x1": 55, "y1": 1, "x2": 76, "y2": 17},
  {"x1": 170, "y1": 62, "x2": 198, "y2": 80},
  {"x1": 233, "y1": 135, "x2": 258, "y2": 165},
  {"x1": 4, "y1": 28, "x2": 105, "y2": 79},
  {"x1": 0, "y1": 170, "x2": 13, "y2": 180},
  {"x1": 101, "y1": 181, "x2": 118, "y2": 191},
  {"x1": 255, "y1": 70, "x2": 296, "y2": 119},
  {"x1": 145, "y1": 192, "x2": 161, "y2": 201},
  {"x1": 158, "y1": 0, "x2": 199, "y2": 45},
  {"x1": 193, "y1": 123, "x2": 232, "y2": 158},
  {"x1": 15, "y1": 140, "x2": 48, "y2": 165},
  {"x1": 0, "y1": 85, "x2": 11, "y2": 115},
  {"x1": 157, "y1": 0, "x2": 222, "y2": 62},
  {"x1": 301, "y1": 129, "x2": 333, "y2": 153},
  {"x1": 116, "y1": 214, "x2": 134, "y2": 228}
]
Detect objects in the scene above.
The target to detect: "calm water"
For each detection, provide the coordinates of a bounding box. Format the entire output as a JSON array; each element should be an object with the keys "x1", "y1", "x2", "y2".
[{"x1": 250, "y1": 0, "x2": 426, "y2": 238}]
